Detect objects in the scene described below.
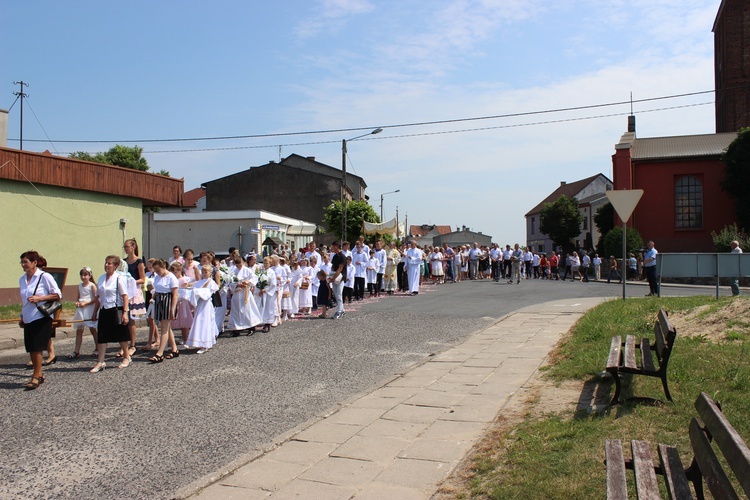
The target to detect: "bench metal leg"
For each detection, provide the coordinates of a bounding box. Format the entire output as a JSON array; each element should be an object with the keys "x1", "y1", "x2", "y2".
[
  {"x1": 660, "y1": 374, "x2": 673, "y2": 402},
  {"x1": 608, "y1": 369, "x2": 622, "y2": 405}
]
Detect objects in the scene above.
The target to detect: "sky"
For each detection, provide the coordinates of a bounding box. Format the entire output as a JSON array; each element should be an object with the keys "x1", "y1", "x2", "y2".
[{"x1": 1, "y1": 0, "x2": 721, "y2": 243}]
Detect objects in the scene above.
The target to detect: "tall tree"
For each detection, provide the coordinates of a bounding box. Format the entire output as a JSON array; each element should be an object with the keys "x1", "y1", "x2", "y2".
[
  {"x1": 539, "y1": 195, "x2": 583, "y2": 252},
  {"x1": 721, "y1": 127, "x2": 750, "y2": 231},
  {"x1": 70, "y1": 144, "x2": 150, "y2": 171},
  {"x1": 323, "y1": 200, "x2": 380, "y2": 242},
  {"x1": 594, "y1": 202, "x2": 615, "y2": 254}
]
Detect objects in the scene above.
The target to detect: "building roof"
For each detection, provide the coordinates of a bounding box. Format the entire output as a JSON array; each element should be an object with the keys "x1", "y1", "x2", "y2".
[
  {"x1": 0, "y1": 147, "x2": 183, "y2": 206},
  {"x1": 281, "y1": 154, "x2": 367, "y2": 187},
  {"x1": 524, "y1": 174, "x2": 605, "y2": 217},
  {"x1": 631, "y1": 132, "x2": 737, "y2": 161},
  {"x1": 409, "y1": 224, "x2": 452, "y2": 238},
  {"x1": 182, "y1": 186, "x2": 206, "y2": 207}
]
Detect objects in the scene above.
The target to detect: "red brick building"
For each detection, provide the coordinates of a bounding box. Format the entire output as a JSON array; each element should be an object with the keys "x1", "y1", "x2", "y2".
[
  {"x1": 611, "y1": 131, "x2": 737, "y2": 252},
  {"x1": 714, "y1": 0, "x2": 750, "y2": 133}
]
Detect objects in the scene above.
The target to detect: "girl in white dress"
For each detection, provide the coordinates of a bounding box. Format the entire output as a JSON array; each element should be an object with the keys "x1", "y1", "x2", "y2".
[
  {"x1": 366, "y1": 250, "x2": 379, "y2": 296},
  {"x1": 186, "y1": 265, "x2": 219, "y2": 353},
  {"x1": 289, "y1": 260, "x2": 302, "y2": 318},
  {"x1": 297, "y1": 257, "x2": 313, "y2": 313},
  {"x1": 228, "y1": 256, "x2": 262, "y2": 335},
  {"x1": 169, "y1": 262, "x2": 194, "y2": 347},
  {"x1": 309, "y1": 256, "x2": 320, "y2": 311},
  {"x1": 258, "y1": 256, "x2": 277, "y2": 332},
  {"x1": 69, "y1": 267, "x2": 98, "y2": 358}
]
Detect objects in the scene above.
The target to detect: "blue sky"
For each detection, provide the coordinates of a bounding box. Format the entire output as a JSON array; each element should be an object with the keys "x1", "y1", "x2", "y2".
[{"x1": 2, "y1": 0, "x2": 720, "y2": 243}]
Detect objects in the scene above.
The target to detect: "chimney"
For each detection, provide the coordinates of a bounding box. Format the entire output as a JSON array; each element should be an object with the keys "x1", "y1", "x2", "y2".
[
  {"x1": 0, "y1": 108, "x2": 7, "y2": 147},
  {"x1": 627, "y1": 115, "x2": 636, "y2": 133},
  {"x1": 560, "y1": 181, "x2": 566, "y2": 186},
  {"x1": 306, "y1": 156, "x2": 315, "y2": 161}
]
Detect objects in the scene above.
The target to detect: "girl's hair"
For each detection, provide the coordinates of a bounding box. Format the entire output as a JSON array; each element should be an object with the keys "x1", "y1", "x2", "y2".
[
  {"x1": 80, "y1": 267, "x2": 93, "y2": 277},
  {"x1": 270, "y1": 255, "x2": 280, "y2": 266},
  {"x1": 317, "y1": 270, "x2": 328, "y2": 279},
  {"x1": 201, "y1": 265, "x2": 213, "y2": 274},
  {"x1": 147, "y1": 258, "x2": 156, "y2": 265},
  {"x1": 263, "y1": 256, "x2": 272, "y2": 266},
  {"x1": 105, "y1": 255, "x2": 121, "y2": 267},
  {"x1": 170, "y1": 261, "x2": 183, "y2": 272},
  {"x1": 125, "y1": 238, "x2": 139, "y2": 256},
  {"x1": 233, "y1": 255, "x2": 243, "y2": 265},
  {"x1": 184, "y1": 248, "x2": 194, "y2": 258},
  {"x1": 152, "y1": 258, "x2": 166, "y2": 269},
  {"x1": 173, "y1": 245, "x2": 182, "y2": 253}
]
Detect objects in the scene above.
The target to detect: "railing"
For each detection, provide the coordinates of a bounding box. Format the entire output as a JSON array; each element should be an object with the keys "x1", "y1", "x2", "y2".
[{"x1": 657, "y1": 253, "x2": 750, "y2": 298}]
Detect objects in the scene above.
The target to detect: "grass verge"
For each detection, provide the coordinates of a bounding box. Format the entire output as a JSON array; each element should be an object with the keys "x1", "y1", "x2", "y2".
[
  {"x1": 0, "y1": 302, "x2": 76, "y2": 321},
  {"x1": 459, "y1": 296, "x2": 750, "y2": 499}
]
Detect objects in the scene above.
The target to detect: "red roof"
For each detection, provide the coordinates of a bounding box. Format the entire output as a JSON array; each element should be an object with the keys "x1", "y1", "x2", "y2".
[
  {"x1": 183, "y1": 186, "x2": 206, "y2": 207},
  {"x1": 409, "y1": 224, "x2": 452, "y2": 237},
  {"x1": 524, "y1": 174, "x2": 607, "y2": 217}
]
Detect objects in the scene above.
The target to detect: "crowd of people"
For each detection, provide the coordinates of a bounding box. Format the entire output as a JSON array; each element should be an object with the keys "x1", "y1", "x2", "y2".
[{"x1": 18, "y1": 235, "x2": 696, "y2": 390}]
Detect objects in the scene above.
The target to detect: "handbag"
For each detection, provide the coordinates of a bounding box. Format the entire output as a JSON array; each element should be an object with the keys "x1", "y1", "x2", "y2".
[
  {"x1": 282, "y1": 291, "x2": 291, "y2": 299},
  {"x1": 32, "y1": 272, "x2": 62, "y2": 318},
  {"x1": 300, "y1": 281, "x2": 310, "y2": 290}
]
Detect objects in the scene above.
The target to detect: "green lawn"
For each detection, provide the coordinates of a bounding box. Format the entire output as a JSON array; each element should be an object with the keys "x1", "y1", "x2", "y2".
[
  {"x1": 0, "y1": 302, "x2": 76, "y2": 321},
  {"x1": 463, "y1": 296, "x2": 750, "y2": 499}
]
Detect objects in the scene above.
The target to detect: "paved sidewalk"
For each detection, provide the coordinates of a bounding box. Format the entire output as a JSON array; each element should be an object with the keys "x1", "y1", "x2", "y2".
[{"x1": 183, "y1": 297, "x2": 605, "y2": 499}]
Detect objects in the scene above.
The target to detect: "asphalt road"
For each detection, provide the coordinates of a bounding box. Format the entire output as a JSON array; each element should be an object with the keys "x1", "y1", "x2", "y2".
[{"x1": 0, "y1": 278, "x2": 723, "y2": 499}]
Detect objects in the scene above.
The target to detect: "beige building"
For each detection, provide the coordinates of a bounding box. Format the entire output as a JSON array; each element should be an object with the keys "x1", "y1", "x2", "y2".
[{"x1": 0, "y1": 147, "x2": 182, "y2": 304}]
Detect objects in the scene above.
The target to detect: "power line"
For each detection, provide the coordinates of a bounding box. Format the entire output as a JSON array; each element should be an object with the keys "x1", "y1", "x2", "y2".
[
  {"x1": 10, "y1": 87, "x2": 722, "y2": 145},
  {"x1": 56, "y1": 101, "x2": 712, "y2": 155}
]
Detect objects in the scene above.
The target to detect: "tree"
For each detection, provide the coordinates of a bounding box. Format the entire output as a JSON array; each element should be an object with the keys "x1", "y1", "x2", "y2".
[
  {"x1": 721, "y1": 127, "x2": 750, "y2": 231},
  {"x1": 70, "y1": 144, "x2": 150, "y2": 171},
  {"x1": 593, "y1": 202, "x2": 614, "y2": 254},
  {"x1": 539, "y1": 195, "x2": 583, "y2": 253},
  {"x1": 323, "y1": 200, "x2": 380, "y2": 242},
  {"x1": 602, "y1": 226, "x2": 643, "y2": 259}
]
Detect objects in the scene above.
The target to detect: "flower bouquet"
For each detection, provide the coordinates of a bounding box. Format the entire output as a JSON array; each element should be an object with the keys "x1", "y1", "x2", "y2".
[{"x1": 255, "y1": 267, "x2": 269, "y2": 294}]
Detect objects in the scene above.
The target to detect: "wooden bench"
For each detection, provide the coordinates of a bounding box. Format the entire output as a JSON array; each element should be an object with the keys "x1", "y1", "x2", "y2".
[
  {"x1": 606, "y1": 309, "x2": 676, "y2": 405},
  {"x1": 605, "y1": 392, "x2": 750, "y2": 499}
]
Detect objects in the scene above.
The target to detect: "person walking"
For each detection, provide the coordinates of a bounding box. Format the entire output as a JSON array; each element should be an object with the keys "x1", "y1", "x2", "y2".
[
  {"x1": 90, "y1": 256, "x2": 131, "y2": 373},
  {"x1": 405, "y1": 241, "x2": 424, "y2": 295},
  {"x1": 643, "y1": 241, "x2": 659, "y2": 296},
  {"x1": 328, "y1": 241, "x2": 347, "y2": 319},
  {"x1": 19, "y1": 251, "x2": 62, "y2": 389},
  {"x1": 731, "y1": 240, "x2": 743, "y2": 296},
  {"x1": 592, "y1": 254, "x2": 602, "y2": 280}
]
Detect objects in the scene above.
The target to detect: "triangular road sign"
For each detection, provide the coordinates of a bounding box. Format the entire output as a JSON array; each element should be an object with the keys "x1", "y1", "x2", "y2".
[{"x1": 606, "y1": 189, "x2": 644, "y2": 223}]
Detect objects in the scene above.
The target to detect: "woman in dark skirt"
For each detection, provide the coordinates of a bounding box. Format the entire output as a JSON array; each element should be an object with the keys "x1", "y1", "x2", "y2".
[
  {"x1": 148, "y1": 259, "x2": 179, "y2": 363},
  {"x1": 19, "y1": 250, "x2": 62, "y2": 390},
  {"x1": 90, "y1": 255, "x2": 130, "y2": 373}
]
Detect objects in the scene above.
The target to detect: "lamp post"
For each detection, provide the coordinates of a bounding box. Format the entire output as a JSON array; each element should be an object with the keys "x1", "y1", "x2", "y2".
[
  {"x1": 379, "y1": 189, "x2": 400, "y2": 220},
  {"x1": 342, "y1": 127, "x2": 382, "y2": 242}
]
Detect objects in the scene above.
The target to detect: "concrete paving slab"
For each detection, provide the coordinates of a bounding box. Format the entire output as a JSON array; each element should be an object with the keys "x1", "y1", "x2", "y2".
[
  {"x1": 403, "y1": 389, "x2": 465, "y2": 408},
  {"x1": 437, "y1": 372, "x2": 489, "y2": 385},
  {"x1": 356, "y1": 419, "x2": 430, "y2": 440},
  {"x1": 272, "y1": 478, "x2": 357, "y2": 500},
  {"x1": 373, "y1": 457, "x2": 452, "y2": 491},
  {"x1": 293, "y1": 421, "x2": 363, "y2": 444},
  {"x1": 387, "y1": 375, "x2": 440, "y2": 388},
  {"x1": 326, "y1": 407, "x2": 386, "y2": 426},
  {"x1": 438, "y1": 403, "x2": 503, "y2": 423},
  {"x1": 298, "y1": 456, "x2": 384, "y2": 486},
  {"x1": 330, "y1": 435, "x2": 408, "y2": 463},
  {"x1": 449, "y1": 365, "x2": 496, "y2": 376},
  {"x1": 220, "y1": 459, "x2": 308, "y2": 491},
  {"x1": 263, "y1": 440, "x2": 337, "y2": 466},
  {"x1": 367, "y1": 385, "x2": 420, "y2": 400},
  {"x1": 352, "y1": 481, "x2": 426, "y2": 499},
  {"x1": 419, "y1": 419, "x2": 486, "y2": 441},
  {"x1": 346, "y1": 394, "x2": 405, "y2": 411},
  {"x1": 381, "y1": 404, "x2": 449, "y2": 424},
  {"x1": 192, "y1": 484, "x2": 271, "y2": 499},
  {"x1": 398, "y1": 437, "x2": 475, "y2": 463}
]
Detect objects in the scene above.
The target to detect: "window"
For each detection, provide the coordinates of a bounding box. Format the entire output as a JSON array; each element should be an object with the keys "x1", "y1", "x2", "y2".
[
  {"x1": 531, "y1": 217, "x2": 536, "y2": 234},
  {"x1": 675, "y1": 176, "x2": 703, "y2": 228},
  {"x1": 583, "y1": 216, "x2": 588, "y2": 230}
]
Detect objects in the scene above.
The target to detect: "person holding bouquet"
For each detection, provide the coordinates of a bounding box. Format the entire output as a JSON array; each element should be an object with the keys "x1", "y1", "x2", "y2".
[{"x1": 227, "y1": 255, "x2": 261, "y2": 335}]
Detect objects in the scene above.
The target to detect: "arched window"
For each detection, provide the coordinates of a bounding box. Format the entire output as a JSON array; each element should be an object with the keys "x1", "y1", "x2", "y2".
[{"x1": 675, "y1": 176, "x2": 703, "y2": 228}]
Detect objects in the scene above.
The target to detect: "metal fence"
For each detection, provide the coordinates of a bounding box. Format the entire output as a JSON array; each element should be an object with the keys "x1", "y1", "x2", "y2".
[{"x1": 657, "y1": 253, "x2": 750, "y2": 298}]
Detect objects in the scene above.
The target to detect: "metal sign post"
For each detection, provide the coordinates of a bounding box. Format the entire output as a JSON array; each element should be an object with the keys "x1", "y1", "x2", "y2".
[{"x1": 605, "y1": 190, "x2": 644, "y2": 300}]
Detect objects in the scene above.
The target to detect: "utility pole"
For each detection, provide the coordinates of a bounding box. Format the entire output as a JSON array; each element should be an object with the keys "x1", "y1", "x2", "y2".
[{"x1": 13, "y1": 81, "x2": 29, "y2": 150}]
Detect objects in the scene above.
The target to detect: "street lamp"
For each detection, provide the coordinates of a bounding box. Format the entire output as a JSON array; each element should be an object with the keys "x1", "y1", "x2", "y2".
[
  {"x1": 379, "y1": 189, "x2": 400, "y2": 220},
  {"x1": 342, "y1": 127, "x2": 383, "y2": 242}
]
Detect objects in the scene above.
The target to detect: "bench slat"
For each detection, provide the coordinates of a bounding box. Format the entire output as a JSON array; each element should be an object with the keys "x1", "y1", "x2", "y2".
[
  {"x1": 657, "y1": 444, "x2": 693, "y2": 500},
  {"x1": 632, "y1": 440, "x2": 661, "y2": 500},
  {"x1": 607, "y1": 336, "x2": 622, "y2": 369},
  {"x1": 641, "y1": 338, "x2": 656, "y2": 373},
  {"x1": 694, "y1": 392, "x2": 750, "y2": 497},
  {"x1": 605, "y1": 440, "x2": 629, "y2": 500},
  {"x1": 656, "y1": 309, "x2": 676, "y2": 360},
  {"x1": 688, "y1": 417, "x2": 739, "y2": 500},
  {"x1": 624, "y1": 335, "x2": 637, "y2": 370}
]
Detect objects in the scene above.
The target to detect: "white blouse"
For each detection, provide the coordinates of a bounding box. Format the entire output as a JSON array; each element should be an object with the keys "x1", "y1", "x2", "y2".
[
  {"x1": 97, "y1": 273, "x2": 129, "y2": 309},
  {"x1": 153, "y1": 272, "x2": 179, "y2": 293}
]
